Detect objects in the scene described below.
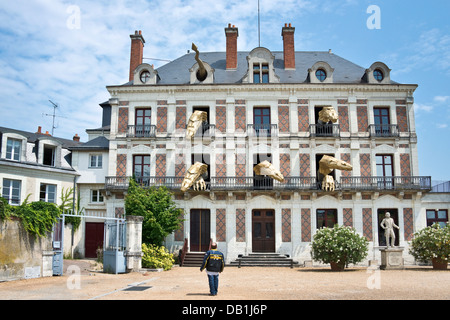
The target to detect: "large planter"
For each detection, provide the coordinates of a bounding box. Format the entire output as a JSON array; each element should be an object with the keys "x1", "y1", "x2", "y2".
[
  {"x1": 330, "y1": 261, "x2": 345, "y2": 271},
  {"x1": 432, "y1": 258, "x2": 448, "y2": 270}
]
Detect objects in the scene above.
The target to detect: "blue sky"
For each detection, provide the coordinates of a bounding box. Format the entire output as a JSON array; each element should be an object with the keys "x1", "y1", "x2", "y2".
[{"x1": 0, "y1": 0, "x2": 449, "y2": 181}]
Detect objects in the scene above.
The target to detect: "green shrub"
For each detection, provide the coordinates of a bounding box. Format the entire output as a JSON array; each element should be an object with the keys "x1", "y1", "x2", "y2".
[
  {"x1": 409, "y1": 223, "x2": 450, "y2": 263},
  {"x1": 15, "y1": 200, "x2": 60, "y2": 237},
  {"x1": 311, "y1": 224, "x2": 369, "y2": 268},
  {"x1": 141, "y1": 243, "x2": 174, "y2": 271}
]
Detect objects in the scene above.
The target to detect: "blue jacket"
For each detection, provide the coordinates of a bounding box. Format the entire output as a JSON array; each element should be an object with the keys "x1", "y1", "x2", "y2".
[{"x1": 200, "y1": 249, "x2": 225, "y2": 273}]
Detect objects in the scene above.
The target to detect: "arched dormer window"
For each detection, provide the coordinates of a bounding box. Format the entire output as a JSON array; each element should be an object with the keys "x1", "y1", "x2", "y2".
[
  {"x1": 189, "y1": 61, "x2": 215, "y2": 84},
  {"x1": 243, "y1": 47, "x2": 279, "y2": 84},
  {"x1": 133, "y1": 63, "x2": 159, "y2": 85},
  {"x1": 0, "y1": 132, "x2": 27, "y2": 162},
  {"x1": 308, "y1": 61, "x2": 334, "y2": 83},
  {"x1": 364, "y1": 62, "x2": 391, "y2": 84}
]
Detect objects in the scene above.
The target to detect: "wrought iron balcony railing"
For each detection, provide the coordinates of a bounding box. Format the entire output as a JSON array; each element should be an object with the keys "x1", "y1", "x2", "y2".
[
  {"x1": 193, "y1": 124, "x2": 216, "y2": 138},
  {"x1": 127, "y1": 125, "x2": 156, "y2": 138},
  {"x1": 309, "y1": 124, "x2": 340, "y2": 137},
  {"x1": 105, "y1": 175, "x2": 431, "y2": 192},
  {"x1": 247, "y1": 124, "x2": 278, "y2": 137},
  {"x1": 368, "y1": 124, "x2": 399, "y2": 137}
]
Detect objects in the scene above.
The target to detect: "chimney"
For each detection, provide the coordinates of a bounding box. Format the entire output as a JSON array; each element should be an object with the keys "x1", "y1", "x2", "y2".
[
  {"x1": 129, "y1": 30, "x2": 145, "y2": 81},
  {"x1": 36, "y1": 126, "x2": 42, "y2": 134},
  {"x1": 225, "y1": 24, "x2": 238, "y2": 70},
  {"x1": 73, "y1": 134, "x2": 80, "y2": 142},
  {"x1": 282, "y1": 23, "x2": 295, "y2": 70}
]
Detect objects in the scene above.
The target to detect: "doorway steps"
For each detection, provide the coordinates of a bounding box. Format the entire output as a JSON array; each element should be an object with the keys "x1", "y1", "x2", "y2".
[
  {"x1": 228, "y1": 253, "x2": 299, "y2": 267},
  {"x1": 181, "y1": 252, "x2": 205, "y2": 267}
]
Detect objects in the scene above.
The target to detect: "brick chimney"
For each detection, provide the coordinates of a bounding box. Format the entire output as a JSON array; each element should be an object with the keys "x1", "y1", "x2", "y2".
[
  {"x1": 282, "y1": 23, "x2": 295, "y2": 70},
  {"x1": 73, "y1": 134, "x2": 80, "y2": 142},
  {"x1": 225, "y1": 24, "x2": 238, "y2": 70},
  {"x1": 129, "y1": 30, "x2": 145, "y2": 81}
]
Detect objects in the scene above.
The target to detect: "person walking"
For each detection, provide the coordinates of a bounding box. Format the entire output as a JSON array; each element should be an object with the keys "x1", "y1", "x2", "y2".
[{"x1": 200, "y1": 242, "x2": 225, "y2": 296}]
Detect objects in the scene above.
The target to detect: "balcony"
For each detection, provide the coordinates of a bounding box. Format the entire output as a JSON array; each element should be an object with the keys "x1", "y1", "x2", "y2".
[
  {"x1": 193, "y1": 123, "x2": 216, "y2": 138},
  {"x1": 368, "y1": 124, "x2": 399, "y2": 138},
  {"x1": 309, "y1": 124, "x2": 340, "y2": 138},
  {"x1": 127, "y1": 125, "x2": 156, "y2": 138},
  {"x1": 105, "y1": 175, "x2": 431, "y2": 192},
  {"x1": 247, "y1": 124, "x2": 278, "y2": 137},
  {"x1": 339, "y1": 176, "x2": 432, "y2": 191}
]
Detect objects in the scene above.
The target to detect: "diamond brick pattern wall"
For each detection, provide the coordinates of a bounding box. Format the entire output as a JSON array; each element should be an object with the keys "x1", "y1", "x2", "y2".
[
  {"x1": 157, "y1": 106, "x2": 167, "y2": 132},
  {"x1": 280, "y1": 153, "x2": 291, "y2": 177},
  {"x1": 118, "y1": 107, "x2": 128, "y2": 133},
  {"x1": 360, "y1": 154, "x2": 371, "y2": 177},
  {"x1": 155, "y1": 154, "x2": 166, "y2": 176},
  {"x1": 175, "y1": 153, "x2": 186, "y2": 178},
  {"x1": 298, "y1": 105, "x2": 309, "y2": 132},
  {"x1": 400, "y1": 154, "x2": 411, "y2": 176},
  {"x1": 403, "y1": 208, "x2": 414, "y2": 241},
  {"x1": 236, "y1": 209, "x2": 246, "y2": 242},
  {"x1": 282, "y1": 209, "x2": 291, "y2": 242},
  {"x1": 215, "y1": 153, "x2": 227, "y2": 177},
  {"x1": 396, "y1": 106, "x2": 408, "y2": 132},
  {"x1": 116, "y1": 154, "x2": 127, "y2": 177},
  {"x1": 215, "y1": 105, "x2": 227, "y2": 133},
  {"x1": 343, "y1": 208, "x2": 353, "y2": 227},
  {"x1": 299, "y1": 154, "x2": 310, "y2": 176},
  {"x1": 301, "y1": 208, "x2": 311, "y2": 242},
  {"x1": 338, "y1": 105, "x2": 349, "y2": 132},
  {"x1": 235, "y1": 106, "x2": 246, "y2": 132},
  {"x1": 216, "y1": 209, "x2": 226, "y2": 242},
  {"x1": 115, "y1": 207, "x2": 124, "y2": 219},
  {"x1": 278, "y1": 105, "x2": 290, "y2": 133},
  {"x1": 362, "y1": 208, "x2": 373, "y2": 241},
  {"x1": 357, "y1": 105, "x2": 368, "y2": 132},
  {"x1": 235, "y1": 153, "x2": 246, "y2": 177},
  {"x1": 340, "y1": 153, "x2": 351, "y2": 177},
  {"x1": 176, "y1": 106, "x2": 186, "y2": 130}
]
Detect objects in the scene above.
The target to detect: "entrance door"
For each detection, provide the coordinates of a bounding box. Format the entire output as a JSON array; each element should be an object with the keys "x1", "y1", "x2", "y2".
[
  {"x1": 252, "y1": 209, "x2": 275, "y2": 252},
  {"x1": 190, "y1": 209, "x2": 211, "y2": 252},
  {"x1": 85, "y1": 222, "x2": 104, "y2": 258},
  {"x1": 52, "y1": 218, "x2": 63, "y2": 276}
]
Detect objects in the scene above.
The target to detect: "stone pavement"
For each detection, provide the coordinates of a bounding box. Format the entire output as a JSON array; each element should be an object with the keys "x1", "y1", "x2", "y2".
[{"x1": 0, "y1": 259, "x2": 449, "y2": 301}]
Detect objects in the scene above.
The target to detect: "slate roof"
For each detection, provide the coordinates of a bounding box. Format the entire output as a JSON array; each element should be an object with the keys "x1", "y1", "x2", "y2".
[
  {"x1": 69, "y1": 136, "x2": 109, "y2": 151},
  {"x1": 0, "y1": 126, "x2": 82, "y2": 148},
  {"x1": 128, "y1": 51, "x2": 394, "y2": 86}
]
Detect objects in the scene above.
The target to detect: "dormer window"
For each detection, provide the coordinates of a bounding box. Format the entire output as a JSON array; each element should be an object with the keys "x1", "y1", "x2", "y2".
[
  {"x1": 315, "y1": 69, "x2": 327, "y2": 82},
  {"x1": 140, "y1": 70, "x2": 151, "y2": 83},
  {"x1": 373, "y1": 69, "x2": 384, "y2": 82},
  {"x1": 365, "y1": 62, "x2": 391, "y2": 84},
  {"x1": 253, "y1": 63, "x2": 269, "y2": 83},
  {"x1": 6, "y1": 138, "x2": 21, "y2": 161},
  {"x1": 133, "y1": 63, "x2": 158, "y2": 85}
]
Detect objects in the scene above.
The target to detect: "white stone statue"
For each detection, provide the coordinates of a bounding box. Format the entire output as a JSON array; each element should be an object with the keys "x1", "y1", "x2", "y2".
[{"x1": 380, "y1": 212, "x2": 399, "y2": 248}]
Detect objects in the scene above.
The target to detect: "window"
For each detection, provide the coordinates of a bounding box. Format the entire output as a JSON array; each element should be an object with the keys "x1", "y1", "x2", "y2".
[
  {"x1": 192, "y1": 154, "x2": 210, "y2": 182},
  {"x1": 373, "y1": 107, "x2": 391, "y2": 136},
  {"x1": 315, "y1": 69, "x2": 327, "y2": 82},
  {"x1": 91, "y1": 190, "x2": 104, "y2": 203},
  {"x1": 373, "y1": 69, "x2": 384, "y2": 82},
  {"x1": 253, "y1": 63, "x2": 269, "y2": 83},
  {"x1": 376, "y1": 155, "x2": 394, "y2": 189},
  {"x1": 426, "y1": 209, "x2": 448, "y2": 228},
  {"x1": 6, "y1": 138, "x2": 21, "y2": 161},
  {"x1": 2, "y1": 179, "x2": 21, "y2": 205},
  {"x1": 40, "y1": 184, "x2": 56, "y2": 203},
  {"x1": 253, "y1": 153, "x2": 273, "y2": 190},
  {"x1": 90, "y1": 154, "x2": 103, "y2": 168},
  {"x1": 43, "y1": 145, "x2": 55, "y2": 166},
  {"x1": 135, "y1": 108, "x2": 152, "y2": 137},
  {"x1": 317, "y1": 209, "x2": 337, "y2": 229},
  {"x1": 253, "y1": 107, "x2": 271, "y2": 137},
  {"x1": 133, "y1": 155, "x2": 150, "y2": 179}
]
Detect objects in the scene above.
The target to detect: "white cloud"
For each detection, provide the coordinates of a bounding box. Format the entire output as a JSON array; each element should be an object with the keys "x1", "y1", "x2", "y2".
[
  {"x1": 434, "y1": 96, "x2": 450, "y2": 103},
  {"x1": 414, "y1": 103, "x2": 433, "y2": 113}
]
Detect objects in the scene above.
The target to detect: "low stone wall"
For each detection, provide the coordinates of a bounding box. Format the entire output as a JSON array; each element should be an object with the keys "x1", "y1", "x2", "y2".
[{"x1": 0, "y1": 217, "x2": 53, "y2": 281}]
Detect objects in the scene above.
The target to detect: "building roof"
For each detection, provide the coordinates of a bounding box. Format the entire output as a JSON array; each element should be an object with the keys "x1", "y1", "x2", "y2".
[
  {"x1": 0, "y1": 126, "x2": 82, "y2": 148},
  {"x1": 69, "y1": 136, "x2": 109, "y2": 151},
  {"x1": 127, "y1": 50, "x2": 394, "y2": 86}
]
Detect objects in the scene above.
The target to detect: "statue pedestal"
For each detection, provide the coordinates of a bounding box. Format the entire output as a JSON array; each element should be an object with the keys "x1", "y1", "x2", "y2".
[{"x1": 380, "y1": 247, "x2": 404, "y2": 270}]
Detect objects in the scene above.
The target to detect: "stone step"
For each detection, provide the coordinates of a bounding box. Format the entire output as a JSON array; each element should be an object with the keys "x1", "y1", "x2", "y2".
[{"x1": 228, "y1": 253, "x2": 299, "y2": 267}]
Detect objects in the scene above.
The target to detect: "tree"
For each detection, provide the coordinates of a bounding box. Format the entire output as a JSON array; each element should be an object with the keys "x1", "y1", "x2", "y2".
[{"x1": 125, "y1": 178, "x2": 184, "y2": 246}]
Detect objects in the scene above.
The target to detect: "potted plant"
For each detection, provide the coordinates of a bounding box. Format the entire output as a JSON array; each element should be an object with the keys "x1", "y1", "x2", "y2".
[
  {"x1": 311, "y1": 224, "x2": 369, "y2": 271},
  {"x1": 409, "y1": 223, "x2": 449, "y2": 270}
]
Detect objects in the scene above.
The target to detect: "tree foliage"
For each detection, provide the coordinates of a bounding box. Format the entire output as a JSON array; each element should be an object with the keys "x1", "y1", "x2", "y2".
[{"x1": 125, "y1": 178, "x2": 184, "y2": 246}]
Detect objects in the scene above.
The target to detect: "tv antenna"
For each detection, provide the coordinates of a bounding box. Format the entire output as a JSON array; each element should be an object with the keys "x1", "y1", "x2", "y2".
[{"x1": 43, "y1": 100, "x2": 67, "y2": 136}]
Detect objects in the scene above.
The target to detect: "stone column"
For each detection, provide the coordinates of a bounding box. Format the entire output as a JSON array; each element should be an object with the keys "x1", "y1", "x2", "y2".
[{"x1": 125, "y1": 215, "x2": 144, "y2": 272}]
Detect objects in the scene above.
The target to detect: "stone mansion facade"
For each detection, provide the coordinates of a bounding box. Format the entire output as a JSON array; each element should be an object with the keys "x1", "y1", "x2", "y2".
[{"x1": 3, "y1": 23, "x2": 448, "y2": 265}]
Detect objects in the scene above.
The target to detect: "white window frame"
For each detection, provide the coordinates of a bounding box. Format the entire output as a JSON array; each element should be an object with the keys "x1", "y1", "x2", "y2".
[
  {"x1": 89, "y1": 154, "x2": 103, "y2": 168},
  {"x1": 2, "y1": 178, "x2": 21, "y2": 205},
  {"x1": 40, "y1": 183, "x2": 57, "y2": 203},
  {"x1": 91, "y1": 189, "x2": 104, "y2": 203},
  {"x1": 6, "y1": 138, "x2": 21, "y2": 161}
]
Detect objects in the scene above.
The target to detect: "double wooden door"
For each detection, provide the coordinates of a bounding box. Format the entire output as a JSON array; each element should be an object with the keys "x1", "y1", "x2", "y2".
[
  {"x1": 190, "y1": 209, "x2": 211, "y2": 252},
  {"x1": 252, "y1": 209, "x2": 275, "y2": 252}
]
